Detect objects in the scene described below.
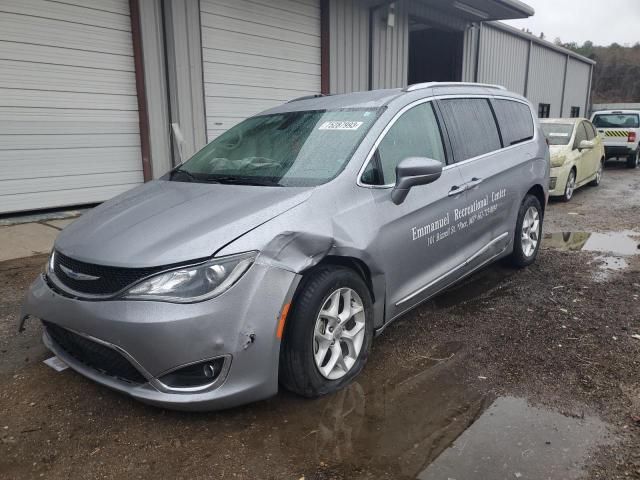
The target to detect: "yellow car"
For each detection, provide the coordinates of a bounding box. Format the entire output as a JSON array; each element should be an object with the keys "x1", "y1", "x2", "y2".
[{"x1": 540, "y1": 118, "x2": 606, "y2": 201}]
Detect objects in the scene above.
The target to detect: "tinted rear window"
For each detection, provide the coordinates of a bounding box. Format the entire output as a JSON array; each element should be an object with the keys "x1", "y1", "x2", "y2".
[
  {"x1": 493, "y1": 99, "x2": 534, "y2": 146},
  {"x1": 438, "y1": 98, "x2": 501, "y2": 162},
  {"x1": 592, "y1": 114, "x2": 639, "y2": 129}
]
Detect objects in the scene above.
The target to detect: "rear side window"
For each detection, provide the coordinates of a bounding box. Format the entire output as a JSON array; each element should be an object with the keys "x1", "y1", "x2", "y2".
[
  {"x1": 492, "y1": 99, "x2": 535, "y2": 146},
  {"x1": 439, "y1": 98, "x2": 501, "y2": 162}
]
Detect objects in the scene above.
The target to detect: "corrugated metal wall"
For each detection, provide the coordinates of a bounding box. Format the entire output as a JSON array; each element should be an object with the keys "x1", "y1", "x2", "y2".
[
  {"x1": 370, "y1": 0, "x2": 409, "y2": 90},
  {"x1": 200, "y1": 0, "x2": 321, "y2": 140},
  {"x1": 526, "y1": 44, "x2": 566, "y2": 117},
  {"x1": 476, "y1": 24, "x2": 528, "y2": 94},
  {"x1": 329, "y1": 0, "x2": 369, "y2": 94},
  {"x1": 563, "y1": 58, "x2": 591, "y2": 117},
  {"x1": 0, "y1": 0, "x2": 143, "y2": 214},
  {"x1": 461, "y1": 24, "x2": 479, "y2": 82}
]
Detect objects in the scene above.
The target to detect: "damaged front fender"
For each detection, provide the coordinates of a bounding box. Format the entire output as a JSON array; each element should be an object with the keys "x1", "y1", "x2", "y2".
[{"x1": 254, "y1": 231, "x2": 387, "y2": 329}]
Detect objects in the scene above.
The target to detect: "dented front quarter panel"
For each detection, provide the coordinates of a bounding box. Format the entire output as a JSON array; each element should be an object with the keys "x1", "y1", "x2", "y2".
[{"x1": 216, "y1": 180, "x2": 389, "y2": 329}]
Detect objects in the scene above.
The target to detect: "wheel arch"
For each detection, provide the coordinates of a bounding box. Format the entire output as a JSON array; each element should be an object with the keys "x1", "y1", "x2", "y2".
[
  {"x1": 302, "y1": 255, "x2": 376, "y2": 303},
  {"x1": 296, "y1": 254, "x2": 386, "y2": 330},
  {"x1": 526, "y1": 184, "x2": 547, "y2": 216}
]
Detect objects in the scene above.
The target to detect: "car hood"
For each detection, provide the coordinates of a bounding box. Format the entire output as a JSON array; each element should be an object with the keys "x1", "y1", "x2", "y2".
[{"x1": 55, "y1": 180, "x2": 314, "y2": 267}]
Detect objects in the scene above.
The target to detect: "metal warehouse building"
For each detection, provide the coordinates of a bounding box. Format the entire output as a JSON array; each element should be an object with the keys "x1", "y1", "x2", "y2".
[{"x1": 0, "y1": 0, "x2": 594, "y2": 215}]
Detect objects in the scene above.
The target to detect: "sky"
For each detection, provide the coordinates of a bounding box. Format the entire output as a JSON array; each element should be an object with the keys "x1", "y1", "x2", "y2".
[{"x1": 502, "y1": 0, "x2": 640, "y2": 47}]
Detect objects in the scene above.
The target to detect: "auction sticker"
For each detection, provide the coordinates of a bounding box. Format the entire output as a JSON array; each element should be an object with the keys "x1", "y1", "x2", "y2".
[{"x1": 319, "y1": 121, "x2": 363, "y2": 131}]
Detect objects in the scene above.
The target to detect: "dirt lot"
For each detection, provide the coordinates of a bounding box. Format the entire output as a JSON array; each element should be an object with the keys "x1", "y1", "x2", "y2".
[{"x1": 1, "y1": 162, "x2": 639, "y2": 480}]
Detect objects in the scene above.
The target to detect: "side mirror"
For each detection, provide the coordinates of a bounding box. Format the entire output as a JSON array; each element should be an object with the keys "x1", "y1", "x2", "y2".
[
  {"x1": 579, "y1": 140, "x2": 594, "y2": 151},
  {"x1": 391, "y1": 157, "x2": 443, "y2": 205}
]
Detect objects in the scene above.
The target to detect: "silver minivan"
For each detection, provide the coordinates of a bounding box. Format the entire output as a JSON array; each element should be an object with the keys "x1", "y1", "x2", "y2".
[{"x1": 21, "y1": 83, "x2": 549, "y2": 410}]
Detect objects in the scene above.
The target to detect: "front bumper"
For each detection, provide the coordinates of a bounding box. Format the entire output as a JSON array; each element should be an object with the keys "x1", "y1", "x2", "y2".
[
  {"x1": 21, "y1": 262, "x2": 300, "y2": 411},
  {"x1": 548, "y1": 163, "x2": 572, "y2": 197}
]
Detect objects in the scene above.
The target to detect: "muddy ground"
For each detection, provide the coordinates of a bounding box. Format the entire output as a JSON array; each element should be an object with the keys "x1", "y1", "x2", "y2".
[{"x1": 1, "y1": 161, "x2": 639, "y2": 479}]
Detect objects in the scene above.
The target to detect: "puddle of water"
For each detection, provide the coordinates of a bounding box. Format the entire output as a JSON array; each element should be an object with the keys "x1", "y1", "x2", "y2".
[
  {"x1": 419, "y1": 396, "x2": 612, "y2": 480},
  {"x1": 543, "y1": 231, "x2": 640, "y2": 256},
  {"x1": 244, "y1": 343, "x2": 613, "y2": 479},
  {"x1": 543, "y1": 231, "x2": 639, "y2": 281},
  {"x1": 591, "y1": 255, "x2": 629, "y2": 282}
]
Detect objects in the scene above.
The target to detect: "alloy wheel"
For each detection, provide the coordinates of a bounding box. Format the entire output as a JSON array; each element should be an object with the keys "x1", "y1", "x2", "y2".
[
  {"x1": 521, "y1": 206, "x2": 540, "y2": 258},
  {"x1": 313, "y1": 288, "x2": 366, "y2": 380}
]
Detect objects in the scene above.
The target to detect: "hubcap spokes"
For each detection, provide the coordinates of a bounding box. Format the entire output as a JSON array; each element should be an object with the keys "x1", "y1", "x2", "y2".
[
  {"x1": 521, "y1": 206, "x2": 540, "y2": 258},
  {"x1": 314, "y1": 288, "x2": 366, "y2": 380}
]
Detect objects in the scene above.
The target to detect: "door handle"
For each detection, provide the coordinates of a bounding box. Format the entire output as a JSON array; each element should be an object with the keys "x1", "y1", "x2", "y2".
[
  {"x1": 448, "y1": 185, "x2": 467, "y2": 197},
  {"x1": 466, "y1": 177, "x2": 483, "y2": 188}
]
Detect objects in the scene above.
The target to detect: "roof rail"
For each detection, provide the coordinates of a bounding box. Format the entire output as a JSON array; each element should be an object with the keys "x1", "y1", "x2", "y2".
[
  {"x1": 287, "y1": 94, "x2": 328, "y2": 103},
  {"x1": 404, "y1": 82, "x2": 507, "y2": 92}
]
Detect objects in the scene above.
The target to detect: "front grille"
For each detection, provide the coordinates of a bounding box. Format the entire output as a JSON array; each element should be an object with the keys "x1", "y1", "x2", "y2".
[
  {"x1": 52, "y1": 251, "x2": 165, "y2": 295},
  {"x1": 44, "y1": 321, "x2": 147, "y2": 384}
]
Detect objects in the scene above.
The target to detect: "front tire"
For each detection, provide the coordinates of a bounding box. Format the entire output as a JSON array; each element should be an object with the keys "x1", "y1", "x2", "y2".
[
  {"x1": 509, "y1": 194, "x2": 543, "y2": 268},
  {"x1": 627, "y1": 150, "x2": 639, "y2": 169},
  {"x1": 279, "y1": 266, "x2": 373, "y2": 398}
]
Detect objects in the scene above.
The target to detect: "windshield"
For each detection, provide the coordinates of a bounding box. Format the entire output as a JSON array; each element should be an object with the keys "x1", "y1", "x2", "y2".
[
  {"x1": 541, "y1": 123, "x2": 574, "y2": 145},
  {"x1": 171, "y1": 108, "x2": 383, "y2": 187},
  {"x1": 592, "y1": 113, "x2": 639, "y2": 129}
]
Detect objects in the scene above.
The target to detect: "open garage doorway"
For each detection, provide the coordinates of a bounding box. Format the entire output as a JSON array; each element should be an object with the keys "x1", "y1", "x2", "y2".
[{"x1": 408, "y1": 17, "x2": 464, "y2": 84}]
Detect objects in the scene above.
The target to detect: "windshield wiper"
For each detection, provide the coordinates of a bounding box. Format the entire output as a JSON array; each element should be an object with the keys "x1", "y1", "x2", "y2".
[
  {"x1": 170, "y1": 166, "x2": 198, "y2": 182},
  {"x1": 211, "y1": 175, "x2": 282, "y2": 187}
]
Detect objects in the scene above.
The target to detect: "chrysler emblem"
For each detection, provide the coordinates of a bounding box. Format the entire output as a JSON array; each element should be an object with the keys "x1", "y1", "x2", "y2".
[{"x1": 59, "y1": 265, "x2": 100, "y2": 281}]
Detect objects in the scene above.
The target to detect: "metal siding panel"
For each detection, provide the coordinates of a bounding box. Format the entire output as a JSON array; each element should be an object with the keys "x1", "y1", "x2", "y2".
[
  {"x1": 462, "y1": 25, "x2": 479, "y2": 82},
  {"x1": 0, "y1": 40, "x2": 135, "y2": 71},
  {"x1": 328, "y1": 0, "x2": 370, "y2": 94},
  {"x1": 0, "y1": 12, "x2": 134, "y2": 56},
  {"x1": 0, "y1": 0, "x2": 132, "y2": 31},
  {"x1": 370, "y1": 0, "x2": 408, "y2": 90},
  {"x1": 0, "y1": 0, "x2": 143, "y2": 214},
  {"x1": 0, "y1": 147, "x2": 142, "y2": 180},
  {"x1": 138, "y1": 0, "x2": 172, "y2": 179},
  {"x1": 527, "y1": 44, "x2": 566, "y2": 117},
  {"x1": 563, "y1": 58, "x2": 591, "y2": 117},
  {"x1": 200, "y1": 0, "x2": 321, "y2": 141},
  {"x1": 477, "y1": 24, "x2": 528, "y2": 94}
]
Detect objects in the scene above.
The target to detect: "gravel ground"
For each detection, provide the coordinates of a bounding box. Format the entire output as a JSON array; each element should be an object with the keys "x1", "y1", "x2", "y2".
[{"x1": 0, "y1": 164, "x2": 639, "y2": 479}]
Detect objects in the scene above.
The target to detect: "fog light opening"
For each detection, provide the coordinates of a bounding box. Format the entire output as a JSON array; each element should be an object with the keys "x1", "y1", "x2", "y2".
[{"x1": 159, "y1": 357, "x2": 225, "y2": 389}]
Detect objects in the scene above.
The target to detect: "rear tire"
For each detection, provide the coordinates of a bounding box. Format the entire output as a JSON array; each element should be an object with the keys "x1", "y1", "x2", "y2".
[
  {"x1": 627, "y1": 150, "x2": 639, "y2": 169},
  {"x1": 279, "y1": 266, "x2": 373, "y2": 398},
  {"x1": 589, "y1": 159, "x2": 604, "y2": 186},
  {"x1": 561, "y1": 169, "x2": 576, "y2": 202},
  {"x1": 509, "y1": 194, "x2": 543, "y2": 268}
]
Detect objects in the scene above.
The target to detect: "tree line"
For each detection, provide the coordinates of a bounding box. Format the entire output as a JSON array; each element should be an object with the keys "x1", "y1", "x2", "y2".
[{"x1": 555, "y1": 40, "x2": 640, "y2": 103}]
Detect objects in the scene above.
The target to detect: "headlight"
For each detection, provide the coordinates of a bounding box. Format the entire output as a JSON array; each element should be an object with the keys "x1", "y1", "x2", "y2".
[{"x1": 123, "y1": 252, "x2": 256, "y2": 303}]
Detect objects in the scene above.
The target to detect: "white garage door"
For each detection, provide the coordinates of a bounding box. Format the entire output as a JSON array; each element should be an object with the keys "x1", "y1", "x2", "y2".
[
  {"x1": 0, "y1": 0, "x2": 143, "y2": 215},
  {"x1": 200, "y1": 0, "x2": 321, "y2": 141}
]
